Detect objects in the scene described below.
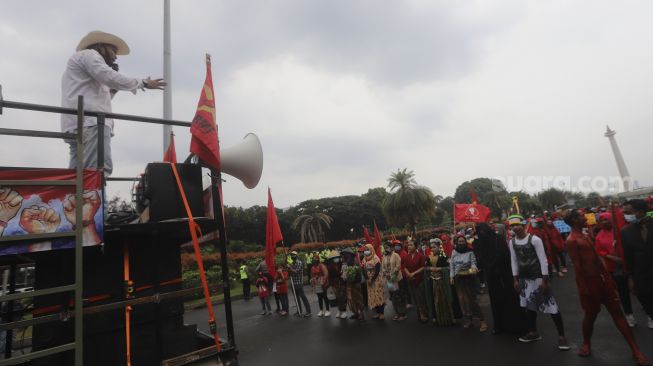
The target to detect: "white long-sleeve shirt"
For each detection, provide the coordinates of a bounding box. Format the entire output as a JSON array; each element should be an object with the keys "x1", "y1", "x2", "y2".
[
  {"x1": 509, "y1": 234, "x2": 549, "y2": 277},
  {"x1": 61, "y1": 49, "x2": 143, "y2": 134}
]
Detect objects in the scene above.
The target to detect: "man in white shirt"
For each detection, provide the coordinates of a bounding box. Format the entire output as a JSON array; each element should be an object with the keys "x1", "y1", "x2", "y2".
[{"x1": 61, "y1": 30, "x2": 166, "y2": 176}]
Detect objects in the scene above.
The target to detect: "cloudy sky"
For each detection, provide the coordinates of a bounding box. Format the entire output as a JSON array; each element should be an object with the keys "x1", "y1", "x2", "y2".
[{"x1": 1, "y1": 0, "x2": 652, "y2": 208}]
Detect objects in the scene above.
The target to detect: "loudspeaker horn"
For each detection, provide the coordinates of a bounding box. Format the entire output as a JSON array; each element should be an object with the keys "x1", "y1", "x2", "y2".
[{"x1": 220, "y1": 133, "x2": 263, "y2": 189}]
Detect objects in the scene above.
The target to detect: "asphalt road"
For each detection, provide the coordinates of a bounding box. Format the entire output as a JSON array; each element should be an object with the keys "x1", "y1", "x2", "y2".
[{"x1": 185, "y1": 265, "x2": 653, "y2": 366}]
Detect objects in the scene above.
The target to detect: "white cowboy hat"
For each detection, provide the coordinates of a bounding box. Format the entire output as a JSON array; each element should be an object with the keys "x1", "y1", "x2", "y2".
[{"x1": 76, "y1": 31, "x2": 130, "y2": 55}]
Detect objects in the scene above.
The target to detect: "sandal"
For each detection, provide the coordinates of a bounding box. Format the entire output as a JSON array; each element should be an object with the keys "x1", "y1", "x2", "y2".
[
  {"x1": 392, "y1": 315, "x2": 399, "y2": 321},
  {"x1": 479, "y1": 321, "x2": 488, "y2": 332}
]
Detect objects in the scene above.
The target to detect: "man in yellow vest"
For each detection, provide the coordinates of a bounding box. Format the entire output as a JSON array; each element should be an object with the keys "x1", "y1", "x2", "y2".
[{"x1": 239, "y1": 261, "x2": 251, "y2": 301}]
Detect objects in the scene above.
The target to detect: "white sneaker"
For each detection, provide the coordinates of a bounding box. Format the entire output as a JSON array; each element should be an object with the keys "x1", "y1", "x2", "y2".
[
  {"x1": 317, "y1": 310, "x2": 324, "y2": 317},
  {"x1": 339, "y1": 312, "x2": 347, "y2": 319},
  {"x1": 324, "y1": 311, "x2": 330, "y2": 317},
  {"x1": 648, "y1": 317, "x2": 653, "y2": 329},
  {"x1": 626, "y1": 314, "x2": 637, "y2": 328}
]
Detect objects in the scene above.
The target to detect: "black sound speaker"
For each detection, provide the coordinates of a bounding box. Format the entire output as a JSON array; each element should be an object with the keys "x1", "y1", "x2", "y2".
[{"x1": 142, "y1": 163, "x2": 204, "y2": 222}]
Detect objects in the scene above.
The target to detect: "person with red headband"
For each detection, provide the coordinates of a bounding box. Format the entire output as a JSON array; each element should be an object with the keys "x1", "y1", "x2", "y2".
[{"x1": 564, "y1": 209, "x2": 649, "y2": 365}]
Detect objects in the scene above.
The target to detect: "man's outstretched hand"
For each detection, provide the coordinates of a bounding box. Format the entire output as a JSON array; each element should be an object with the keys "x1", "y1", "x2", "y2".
[{"x1": 143, "y1": 77, "x2": 167, "y2": 90}]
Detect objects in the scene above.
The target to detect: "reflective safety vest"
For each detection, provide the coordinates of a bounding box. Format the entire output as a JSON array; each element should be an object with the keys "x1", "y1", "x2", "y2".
[{"x1": 239, "y1": 265, "x2": 249, "y2": 280}]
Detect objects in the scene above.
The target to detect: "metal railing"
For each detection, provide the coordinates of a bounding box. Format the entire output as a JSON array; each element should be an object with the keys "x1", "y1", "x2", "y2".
[{"x1": 0, "y1": 85, "x2": 237, "y2": 364}]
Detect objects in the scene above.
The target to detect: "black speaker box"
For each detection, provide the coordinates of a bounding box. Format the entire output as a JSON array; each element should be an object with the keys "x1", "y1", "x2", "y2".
[{"x1": 143, "y1": 163, "x2": 204, "y2": 222}]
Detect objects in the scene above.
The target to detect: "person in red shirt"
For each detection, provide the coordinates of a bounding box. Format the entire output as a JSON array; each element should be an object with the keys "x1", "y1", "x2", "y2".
[
  {"x1": 402, "y1": 240, "x2": 428, "y2": 322},
  {"x1": 564, "y1": 209, "x2": 649, "y2": 365},
  {"x1": 594, "y1": 212, "x2": 635, "y2": 326},
  {"x1": 545, "y1": 219, "x2": 567, "y2": 274}
]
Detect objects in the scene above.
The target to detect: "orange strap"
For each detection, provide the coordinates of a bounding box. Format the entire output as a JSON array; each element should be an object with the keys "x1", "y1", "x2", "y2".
[
  {"x1": 169, "y1": 163, "x2": 221, "y2": 351},
  {"x1": 123, "y1": 243, "x2": 132, "y2": 366}
]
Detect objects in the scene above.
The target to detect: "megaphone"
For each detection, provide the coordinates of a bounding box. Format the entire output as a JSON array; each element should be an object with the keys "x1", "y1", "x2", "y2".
[{"x1": 220, "y1": 133, "x2": 263, "y2": 189}]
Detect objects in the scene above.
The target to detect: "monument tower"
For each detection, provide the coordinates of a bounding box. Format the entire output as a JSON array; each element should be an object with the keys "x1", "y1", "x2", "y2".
[{"x1": 604, "y1": 125, "x2": 632, "y2": 192}]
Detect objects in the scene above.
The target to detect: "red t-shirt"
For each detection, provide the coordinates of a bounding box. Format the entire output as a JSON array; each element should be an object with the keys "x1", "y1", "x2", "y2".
[
  {"x1": 594, "y1": 229, "x2": 617, "y2": 273},
  {"x1": 276, "y1": 270, "x2": 288, "y2": 294},
  {"x1": 402, "y1": 251, "x2": 426, "y2": 284}
]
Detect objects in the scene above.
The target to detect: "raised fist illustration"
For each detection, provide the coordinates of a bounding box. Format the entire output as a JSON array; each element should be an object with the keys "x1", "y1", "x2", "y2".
[
  {"x1": 63, "y1": 190, "x2": 101, "y2": 227},
  {"x1": 0, "y1": 187, "x2": 23, "y2": 223},
  {"x1": 19, "y1": 205, "x2": 61, "y2": 234}
]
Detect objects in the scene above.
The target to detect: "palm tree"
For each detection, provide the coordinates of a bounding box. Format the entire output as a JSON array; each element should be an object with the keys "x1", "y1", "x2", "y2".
[
  {"x1": 382, "y1": 169, "x2": 436, "y2": 234},
  {"x1": 291, "y1": 212, "x2": 333, "y2": 243}
]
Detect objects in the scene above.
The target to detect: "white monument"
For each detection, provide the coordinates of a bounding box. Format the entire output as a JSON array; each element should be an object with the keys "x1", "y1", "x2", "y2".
[{"x1": 604, "y1": 125, "x2": 632, "y2": 192}]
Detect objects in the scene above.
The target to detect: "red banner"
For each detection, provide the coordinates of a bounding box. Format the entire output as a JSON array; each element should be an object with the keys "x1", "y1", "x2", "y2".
[
  {"x1": 454, "y1": 203, "x2": 491, "y2": 223},
  {"x1": 373, "y1": 221, "x2": 383, "y2": 259},
  {"x1": 0, "y1": 169, "x2": 103, "y2": 256},
  {"x1": 190, "y1": 55, "x2": 221, "y2": 171}
]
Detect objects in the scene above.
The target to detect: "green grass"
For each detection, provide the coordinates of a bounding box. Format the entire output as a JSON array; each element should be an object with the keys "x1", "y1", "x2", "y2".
[{"x1": 183, "y1": 282, "x2": 248, "y2": 310}]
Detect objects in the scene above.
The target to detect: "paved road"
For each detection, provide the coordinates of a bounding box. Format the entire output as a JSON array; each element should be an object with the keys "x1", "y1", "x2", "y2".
[{"x1": 185, "y1": 265, "x2": 652, "y2": 366}]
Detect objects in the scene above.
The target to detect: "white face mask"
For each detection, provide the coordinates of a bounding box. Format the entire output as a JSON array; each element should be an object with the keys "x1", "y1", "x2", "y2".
[
  {"x1": 624, "y1": 214, "x2": 638, "y2": 223},
  {"x1": 364, "y1": 250, "x2": 371, "y2": 256}
]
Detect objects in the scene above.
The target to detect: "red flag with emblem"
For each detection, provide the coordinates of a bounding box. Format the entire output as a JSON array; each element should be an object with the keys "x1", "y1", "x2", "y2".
[
  {"x1": 163, "y1": 131, "x2": 177, "y2": 163},
  {"x1": 454, "y1": 203, "x2": 491, "y2": 223},
  {"x1": 266, "y1": 188, "x2": 283, "y2": 279},
  {"x1": 190, "y1": 55, "x2": 220, "y2": 170}
]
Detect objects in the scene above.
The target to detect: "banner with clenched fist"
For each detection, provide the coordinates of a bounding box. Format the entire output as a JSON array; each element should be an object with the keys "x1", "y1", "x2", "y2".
[{"x1": 0, "y1": 169, "x2": 103, "y2": 256}]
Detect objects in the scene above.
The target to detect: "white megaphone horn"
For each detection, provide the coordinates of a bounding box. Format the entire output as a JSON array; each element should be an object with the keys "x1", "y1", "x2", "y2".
[{"x1": 220, "y1": 133, "x2": 263, "y2": 189}]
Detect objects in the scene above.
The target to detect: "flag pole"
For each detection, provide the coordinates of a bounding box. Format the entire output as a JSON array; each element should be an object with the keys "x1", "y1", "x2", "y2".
[{"x1": 163, "y1": 0, "x2": 172, "y2": 152}]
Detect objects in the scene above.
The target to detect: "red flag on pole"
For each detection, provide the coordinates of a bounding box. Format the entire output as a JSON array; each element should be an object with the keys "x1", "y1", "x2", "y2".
[
  {"x1": 470, "y1": 186, "x2": 479, "y2": 204},
  {"x1": 266, "y1": 188, "x2": 283, "y2": 279},
  {"x1": 373, "y1": 220, "x2": 383, "y2": 259},
  {"x1": 163, "y1": 130, "x2": 177, "y2": 163},
  {"x1": 190, "y1": 54, "x2": 221, "y2": 170},
  {"x1": 362, "y1": 225, "x2": 372, "y2": 244},
  {"x1": 454, "y1": 203, "x2": 491, "y2": 223}
]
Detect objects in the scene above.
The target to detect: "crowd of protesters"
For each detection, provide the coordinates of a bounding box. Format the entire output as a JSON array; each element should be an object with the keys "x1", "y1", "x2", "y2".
[{"x1": 244, "y1": 198, "x2": 653, "y2": 365}]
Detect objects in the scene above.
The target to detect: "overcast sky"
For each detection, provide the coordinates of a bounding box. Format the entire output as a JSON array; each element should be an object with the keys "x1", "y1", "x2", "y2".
[{"x1": 1, "y1": 0, "x2": 652, "y2": 208}]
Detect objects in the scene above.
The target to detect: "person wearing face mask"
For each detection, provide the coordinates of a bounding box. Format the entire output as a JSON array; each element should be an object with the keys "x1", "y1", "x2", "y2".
[
  {"x1": 394, "y1": 240, "x2": 412, "y2": 309},
  {"x1": 473, "y1": 223, "x2": 524, "y2": 335},
  {"x1": 289, "y1": 251, "x2": 311, "y2": 317},
  {"x1": 326, "y1": 251, "x2": 348, "y2": 319},
  {"x1": 383, "y1": 241, "x2": 406, "y2": 321},
  {"x1": 310, "y1": 253, "x2": 330, "y2": 317},
  {"x1": 595, "y1": 212, "x2": 635, "y2": 326},
  {"x1": 564, "y1": 209, "x2": 649, "y2": 365},
  {"x1": 621, "y1": 199, "x2": 653, "y2": 329},
  {"x1": 508, "y1": 214, "x2": 570, "y2": 350},
  {"x1": 341, "y1": 248, "x2": 365, "y2": 320},
  {"x1": 426, "y1": 239, "x2": 455, "y2": 326},
  {"x1": 362, "y1": 244, "x2": 386, "y2": 320},
  {"x1": 403, "y1": 240, "x2": 429, "y2": 322},
  {"x1": 450, "y1": 234, "x2": 487, "y2": 331},
  {"x1": 61, "y1": 31, "x2": 166, "y2": 176}
]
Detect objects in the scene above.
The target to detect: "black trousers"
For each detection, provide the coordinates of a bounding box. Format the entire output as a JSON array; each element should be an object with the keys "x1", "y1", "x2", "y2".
[
  {"x1": 636, "y1": 292, "x2": 653, "y2": 319},
  {"x1": 242, "y1": 279, "x2": 251, "y2": 300}
]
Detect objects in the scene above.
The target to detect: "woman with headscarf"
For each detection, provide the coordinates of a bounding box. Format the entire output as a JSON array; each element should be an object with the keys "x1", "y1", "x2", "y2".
[
  {"x1": 403, "y1": 240, "x2": 429, "y2": 322},
  {"x1": 451, "y1": 234, "x2": 488, "y2": 332},
  {"x1": 310, "y1": 253, "x2": 330, "y2": 317},
  {"x1": 383, "y1": 241, "x2": 407, "y2": 321},
  {"x1": 341, "y1": 248, "x2": 365, "y2": 320},
  {"x1": 426, "y1": 239, "x2": 455, "y2": 326},
  {"x1": 595, "y1": 212, "x2": 635, "y2": 326},
  {"x1": 474, "y1": 223, "x2": 525, "y2": 334},
  {"x1": 362, "y1": 244, "x2": 386, "y2": 320}
]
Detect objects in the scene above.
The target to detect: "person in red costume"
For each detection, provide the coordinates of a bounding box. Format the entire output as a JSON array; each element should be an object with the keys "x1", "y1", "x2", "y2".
[
  {"x1": 564, "y1": 209, "x2": 649, "y2": 365},
  {"x1": 545, "y1": 219, "x2": 567, "y2": 273},
  {"x1": 528, "y1": 217, "x2": 560, "y2": 277},
  {"x1": 595, "y1": 212, "x2": 635, "y2": 326}
]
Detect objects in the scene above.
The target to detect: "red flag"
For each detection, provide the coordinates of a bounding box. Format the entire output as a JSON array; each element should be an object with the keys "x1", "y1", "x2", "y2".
[
  {"x1": 611, "y1": 203, "x2": 627, "y2": 271},
  {"x1": 190, "y1": 55, "x2": 221, "y2": 170},
  {"x1": 454, "y1": 203, "x2": 491, "y2": 223},
  {"x1": 362, "y1": 225, "x2": 372, "y2": 244},
  {"x1": 373, "y1": 221, "x2": 383, "y2": 259},
  {"x1": 163, "y1": 131, "x2": 177, "y2": 163},
  {"x1": 470, "y1": 186, "x2": 479, "y2": 204},
  {"x1": 266, "y1": 188, "x2": 283, "y2": 279}
]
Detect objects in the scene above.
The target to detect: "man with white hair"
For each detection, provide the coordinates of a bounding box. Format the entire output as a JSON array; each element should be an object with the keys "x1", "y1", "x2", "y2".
[{"x1": 61, "y1": 30, "x2": 166, "y2": 176}]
